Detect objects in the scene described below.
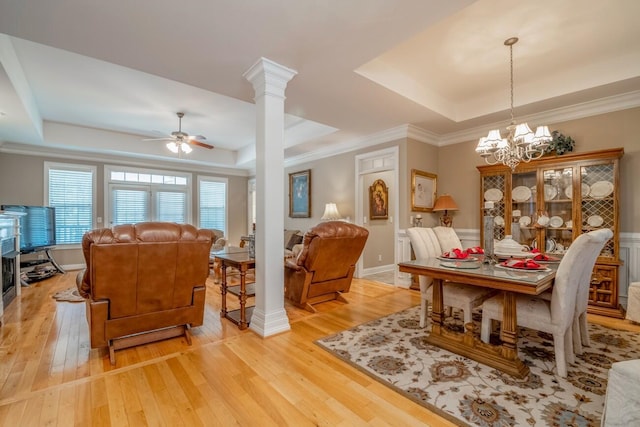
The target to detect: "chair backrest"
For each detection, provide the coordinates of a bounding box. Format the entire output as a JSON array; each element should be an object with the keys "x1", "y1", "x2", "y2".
[
  {"x1": 296, "y1": 221, "x2": 368, "y2": 283},
  {"x1": 433, "y1": 226, "x2": 463, "y2": 253},
  {"x1": 406, "y1": 227, "x2": 443, "y2": 291},
  {"x1": 574, "y1": 228, "x2": 613, "y2": 315},
  {"x1": 551, "y1": 229, "x2": 612, "y2": 328},
  {"x1": 407, "y1": 227, "x2": 442, "y2": 259},
  {"x1": 79, "y1": 222, "x2": 213, "y2": 317}
]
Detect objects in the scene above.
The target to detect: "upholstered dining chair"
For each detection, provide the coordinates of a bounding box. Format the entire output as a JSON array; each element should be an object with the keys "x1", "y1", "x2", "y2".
[
  {"x1": 528, "y1": 228, "x2": 612, "y2": 355},
  {"x1": 406, "y1": 227, "x2": 494, "y2": 327},
  {"x1": 572, "y1": 228, "x2": 613, "y2": 354},
  {"x1": 480, "y1": 228, "x2": 611, "y2": 377}
]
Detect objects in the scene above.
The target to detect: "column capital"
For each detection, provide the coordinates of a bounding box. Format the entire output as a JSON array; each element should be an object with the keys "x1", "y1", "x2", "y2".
[{"x1": 243, "y1": 57, "x2": 297, "y2": 97}]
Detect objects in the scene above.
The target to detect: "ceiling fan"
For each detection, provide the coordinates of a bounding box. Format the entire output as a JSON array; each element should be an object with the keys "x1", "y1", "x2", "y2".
[{"x1": 144, "y1": 112, "x2": 214, "y2": 154}]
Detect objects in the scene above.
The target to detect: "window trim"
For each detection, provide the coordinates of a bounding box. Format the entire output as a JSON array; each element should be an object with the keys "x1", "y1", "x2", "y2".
[
  {"x1": 44, "y1": 161, "x2": 97, "y2": 247},
  {"x1": 104, "y1": 165, "x2": 192, "y2": 226},
  {"x1": 197, "y1": 175, "x2": 228, "y2": 234}
]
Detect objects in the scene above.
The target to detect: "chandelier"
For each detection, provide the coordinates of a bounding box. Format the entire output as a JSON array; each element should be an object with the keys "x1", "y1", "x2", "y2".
[{"x1": 475, "y1": 37, "x2": 552, "y2": 170}]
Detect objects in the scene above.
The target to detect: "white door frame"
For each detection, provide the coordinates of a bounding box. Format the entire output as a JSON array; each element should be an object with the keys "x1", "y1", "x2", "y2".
[{"x1": 354, "y1": 146, "x2": 399, "y2": 279}]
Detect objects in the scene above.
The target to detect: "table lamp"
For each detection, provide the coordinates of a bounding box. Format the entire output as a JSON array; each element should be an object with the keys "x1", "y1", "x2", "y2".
[
  {"x1": 432, "y1": 194, "x2": 459, "y2": 227},
  {"x1": 321, "y1": 203, "x2": 342, "y2": 220}
]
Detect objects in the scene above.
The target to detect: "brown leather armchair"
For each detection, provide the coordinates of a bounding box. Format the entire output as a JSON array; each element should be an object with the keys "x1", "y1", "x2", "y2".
[
  {"x1": 284, "y1": 221, "x2": 369, "y2": 312},
  {"x1": 76, "y1": 222, "x2": 213, "y2": 364}
]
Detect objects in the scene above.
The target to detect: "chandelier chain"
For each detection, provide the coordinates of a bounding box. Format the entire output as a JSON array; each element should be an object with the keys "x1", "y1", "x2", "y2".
[{"x1": 509, "y1": 42, "x2": 514, "y2": 124}]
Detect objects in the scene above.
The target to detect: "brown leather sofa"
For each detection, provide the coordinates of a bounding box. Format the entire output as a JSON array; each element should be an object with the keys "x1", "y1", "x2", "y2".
[
  {"x1": 76, "y1": 222, "x2": 213, "y2": 364},
  {"x1": 284, "y1": 221, "x2": 369, "y2": 312}
]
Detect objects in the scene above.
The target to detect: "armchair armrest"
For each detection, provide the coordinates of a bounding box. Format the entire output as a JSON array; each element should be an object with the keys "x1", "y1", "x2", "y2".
[{"x1": 285, "y1": 259, "x2": 302, "y2": 271}]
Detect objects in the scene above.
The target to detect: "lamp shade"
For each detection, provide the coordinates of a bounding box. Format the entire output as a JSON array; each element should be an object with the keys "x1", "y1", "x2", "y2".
[
  {"x1": 432, "y1": 195, "x2": 459, "y2": 212},
  {"x1": 321, "y1": 203, "x2": 341, "y2": 220}
]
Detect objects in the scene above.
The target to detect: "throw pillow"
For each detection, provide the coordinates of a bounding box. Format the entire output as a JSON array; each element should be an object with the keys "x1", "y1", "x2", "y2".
[{"x1": 286, "y1": 233, "x2": 303, "y2": 251}]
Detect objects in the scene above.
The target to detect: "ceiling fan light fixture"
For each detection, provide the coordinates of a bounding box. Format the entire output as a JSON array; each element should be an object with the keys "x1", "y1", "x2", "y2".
[
  {"x1": 166, "y1": 141, "x2": 179, "y2": 153},
  {"x1": 181, "y1": 143, "x2": 192, "y2": 154}
]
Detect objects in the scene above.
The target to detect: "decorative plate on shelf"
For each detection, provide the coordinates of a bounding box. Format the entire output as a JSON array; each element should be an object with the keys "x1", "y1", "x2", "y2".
[
  {"x1": 549, "y1": 216, "x2": 564, "y2": 228},
  {"x1": 564, "y1": 183, "x2": 590, "y2": 199},
  {"x1": 589, "y1": 181, "x2": 614, "y2": 199},
  {"x1": 543, "y1": 184, "x2": 557, "y2": 201},
  {"x1": 512, "y1": 186, "x2": 532, "y2": 202},
  {"x1": 546, "y1": 238, "x2": 557, "y2": 252},
  {"x1": 587, "y1": 215, "x2": 604, "y2": 227},
  {"x1": 484, "y1": 188, "x2": 503, "y2": 202},
  {"x1": 494, "y1": 216, "x2": 505, "y2": 226},
  {"x1": 519, "y1": 216, "x2": 532, "y2": 227}
]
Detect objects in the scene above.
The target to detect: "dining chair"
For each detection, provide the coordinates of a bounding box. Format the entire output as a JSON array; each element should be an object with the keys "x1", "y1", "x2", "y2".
[
  {"x1": 407, "y1": 227, "x2": 494, "y2": 327},
  {"x1": 572, "y1": 228, "x2": 613, "y2": 354},
  {"x1": 479, "y1": 228, "x2": 611, "y2": 377}
]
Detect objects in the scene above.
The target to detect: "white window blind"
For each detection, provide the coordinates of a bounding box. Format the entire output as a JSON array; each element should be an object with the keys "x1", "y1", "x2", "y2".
[
  {"x1": 199, "y1": 179, "x2": 226, "y2": 233},
  {"x1": 157, "y1": 191, "x2": 186, "y2": 223},
  {"x1": 47, "y1": 166, "x2": 95, "y2": 244},
  {"x1": 112, "y1": 187, "x2": 149, "y2": 225}
]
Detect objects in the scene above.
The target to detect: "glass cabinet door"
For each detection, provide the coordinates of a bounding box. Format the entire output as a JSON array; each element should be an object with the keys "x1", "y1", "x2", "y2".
[
  {"x1": 510, "y1": 170, "x2": 537, "y2": 247},
  {"x1": 481, "y1": 173, "x2": 506, "y2": 242},
  {"x1": 580, "y1": 163, "x2": 615, "y2": 258},
  {"x1": 541, "y1": 167, "x2": 574, "y2": 254}
]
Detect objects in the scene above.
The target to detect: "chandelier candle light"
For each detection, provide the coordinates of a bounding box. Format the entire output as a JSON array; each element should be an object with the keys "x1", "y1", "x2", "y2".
[{"x1": 476, "y1": 37, "x2": 552, "y2": 170}]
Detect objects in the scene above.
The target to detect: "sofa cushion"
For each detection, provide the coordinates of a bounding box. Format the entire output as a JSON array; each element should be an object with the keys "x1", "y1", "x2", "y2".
[{"x1": 286, "y1": 233, "x2": 304, "y2": 251}]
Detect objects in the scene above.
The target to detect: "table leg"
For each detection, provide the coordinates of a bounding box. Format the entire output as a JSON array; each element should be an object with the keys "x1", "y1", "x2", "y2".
[
  {"x1": 220, "y1": 261, "x2": 228, "y2": 318},
  {"x1": 430, "y1": 278, "x2": 445, "y2": 334},
  {"x1": 238, "y1": 266, "x2": 248, "y2": 330},
  {"x1": 500, "y1": 291, "x2": 519, "y2": 360}
]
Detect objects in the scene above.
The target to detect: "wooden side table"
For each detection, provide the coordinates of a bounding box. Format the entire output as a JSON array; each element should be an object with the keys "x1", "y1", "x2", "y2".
[{"x1": 215, "y1": 251, "x2": 256, "y2": 329}]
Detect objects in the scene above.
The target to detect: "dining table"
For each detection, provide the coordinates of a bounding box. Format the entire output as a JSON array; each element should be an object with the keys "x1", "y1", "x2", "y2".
[{"x1": 398, "y1": 257, "x2": 557, "y2": 378}]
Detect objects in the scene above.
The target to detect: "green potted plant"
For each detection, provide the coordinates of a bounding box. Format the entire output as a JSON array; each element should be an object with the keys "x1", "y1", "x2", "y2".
[{"x1": 544, "y1": 131, "x2": 575, "y2": 155}]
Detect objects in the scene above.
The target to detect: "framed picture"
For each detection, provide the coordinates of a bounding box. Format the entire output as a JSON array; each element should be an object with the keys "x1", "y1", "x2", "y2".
[
  {"x1": 411, "y1": 169, "x2": 437, "y2": 212},
  {"x1": 369, "y1": 179, "x2": 389, "y2": 220},
  {"x1": 289, "y1": 169, "x2": 311, "y2": 218}
]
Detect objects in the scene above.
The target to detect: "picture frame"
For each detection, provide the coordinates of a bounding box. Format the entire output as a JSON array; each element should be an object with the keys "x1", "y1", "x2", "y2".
[
  {"x1": 411, "y1": 169, "x2": 437, "y2": 212},
  {"x1": 289, "y1": 169, "x2": 311, "y2": 218},
  {"x1": 369, "y1": 179, "x2": 389, "y2": 220}
]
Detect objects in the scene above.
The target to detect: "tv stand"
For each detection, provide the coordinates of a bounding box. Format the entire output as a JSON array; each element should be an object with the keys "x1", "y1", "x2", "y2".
[{"x1": 20, "y1": 248, "x2": 65, "y2": 285}]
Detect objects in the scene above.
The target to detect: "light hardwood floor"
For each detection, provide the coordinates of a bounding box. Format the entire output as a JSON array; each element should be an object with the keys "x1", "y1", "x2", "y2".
[{"x1": 1, "y1": 271, "x2": 638, "y2": 426}]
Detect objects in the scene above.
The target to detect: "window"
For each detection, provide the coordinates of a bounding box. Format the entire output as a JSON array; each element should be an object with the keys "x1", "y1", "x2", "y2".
[
  {"x1": 45, "y1": 162, "x2": 96, "y2": 245},
  {"x1": 106, "y1": 166, "x2": 190, "y2": 226},
  {"x1": 198, "y1": 177, "x2": 227, "y2": 233}
]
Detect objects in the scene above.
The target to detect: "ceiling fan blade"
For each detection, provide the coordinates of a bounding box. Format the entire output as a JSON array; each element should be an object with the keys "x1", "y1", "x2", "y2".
[
  {"x1": 142, "y1": 137, "x2": 173, "y2": 141},
  {"x1": 189, "y1": 140, "x2": 214, "y2": 149},
  {"x1": 190, "y1": 134, "x2": 207, "y2": 141}
]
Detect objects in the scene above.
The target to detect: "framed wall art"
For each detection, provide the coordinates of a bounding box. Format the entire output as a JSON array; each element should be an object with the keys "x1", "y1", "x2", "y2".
[
  {"x1": 369, "y1": 179, "x2": 389, "y2": 220},
  {"x1": 411, "y1": 169, "x2": 437, "y2": 212},
  {"x1": 289, "y1": 169, "x2": 311, "y2": 218}
]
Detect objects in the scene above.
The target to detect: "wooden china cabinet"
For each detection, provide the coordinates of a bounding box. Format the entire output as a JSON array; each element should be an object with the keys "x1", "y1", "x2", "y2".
[{"x1": 477, "y1": 148, "x2": 625, "y2": 318}]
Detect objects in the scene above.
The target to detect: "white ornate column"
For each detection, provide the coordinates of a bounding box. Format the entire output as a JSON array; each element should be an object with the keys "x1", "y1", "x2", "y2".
[{"x1": 243, "y1": 57, "x2": 297, "y2": 337}]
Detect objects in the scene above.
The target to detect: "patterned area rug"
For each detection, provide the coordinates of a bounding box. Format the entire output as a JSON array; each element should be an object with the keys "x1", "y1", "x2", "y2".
[
  {"x1": 316, "y1": 306, "x2": 640, "y2": 426},
  {"x1": 52, "y1": 287, "x2": 85, "y2": 303}
]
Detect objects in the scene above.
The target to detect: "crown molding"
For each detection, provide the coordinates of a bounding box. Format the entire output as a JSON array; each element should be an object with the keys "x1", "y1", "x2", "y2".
[
  {"x1": 0, "y1": 142, "x2": 250, "y2": 177},
  {"x1": 437, "y1": 90, "x2": 640, "y2": 146}
]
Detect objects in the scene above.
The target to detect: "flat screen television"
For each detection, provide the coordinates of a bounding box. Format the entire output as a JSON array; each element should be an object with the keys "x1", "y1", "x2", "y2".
[{"x1": 1, "y1": 205, "x2": 56, "y2": 254}]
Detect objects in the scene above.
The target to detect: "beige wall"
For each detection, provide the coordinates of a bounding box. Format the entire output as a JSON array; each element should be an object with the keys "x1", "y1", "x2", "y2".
[
  {"x1": 2, "y1": 107, "x2": 638, "y2": 270},
  {"x1": 0, "y1": 153, "x2": 248, "y2": 266},
  {"x1": 406, "y1": 138, "x2": 440, "y2": 228},
  {"x1": 438, "y1": 107, "x2": 640, "y2": 233}
]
